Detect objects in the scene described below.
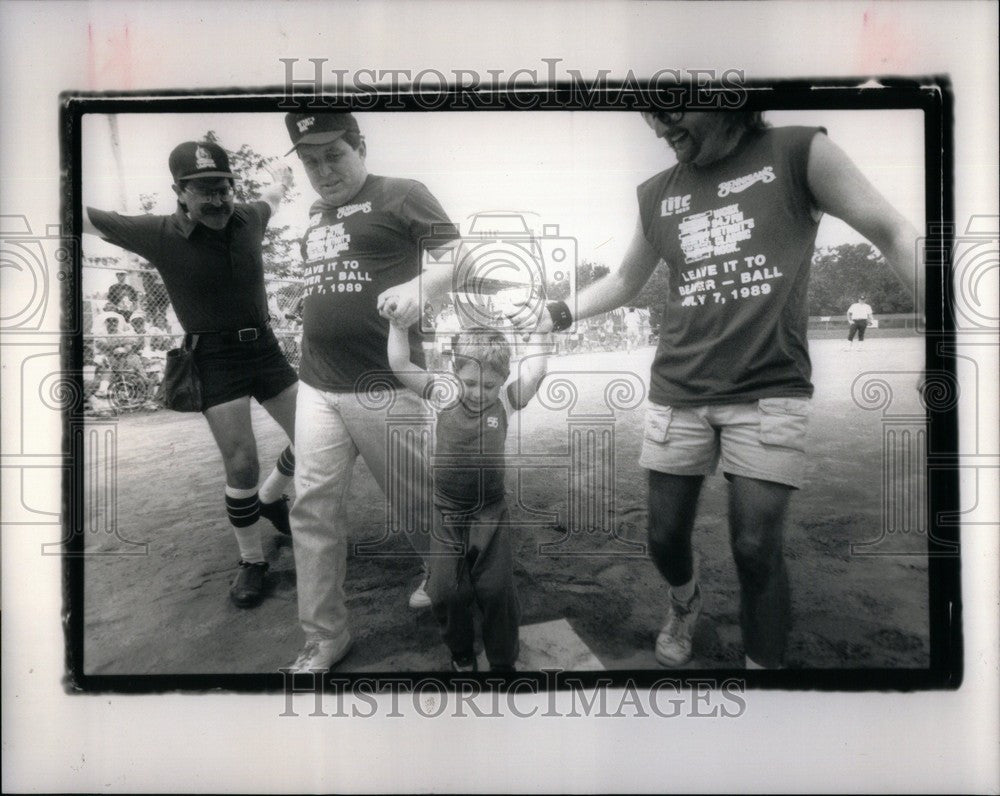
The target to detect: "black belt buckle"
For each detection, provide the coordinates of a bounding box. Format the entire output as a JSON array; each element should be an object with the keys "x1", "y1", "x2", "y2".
[{"x1": 237, "y1": 327, "x2": 260, "y2": 342}]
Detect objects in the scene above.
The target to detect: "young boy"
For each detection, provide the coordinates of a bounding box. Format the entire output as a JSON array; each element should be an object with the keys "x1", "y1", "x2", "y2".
[{"x1": 387, "y1": 322, "x2": 549, "y2": 672}]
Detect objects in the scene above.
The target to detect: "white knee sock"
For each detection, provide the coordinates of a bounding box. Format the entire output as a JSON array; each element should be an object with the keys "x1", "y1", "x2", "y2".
[
  {"x1": 225, "y1": 484, "x2": 264, "y2": 564},
  {"x1": 259, "y1": 445, "x2": 295, "y2": 504}
]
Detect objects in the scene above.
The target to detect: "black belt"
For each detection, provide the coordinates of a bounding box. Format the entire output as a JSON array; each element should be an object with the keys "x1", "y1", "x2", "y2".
[{"x1": 192, "y1": 325, "x2": 269, "y2": 343}]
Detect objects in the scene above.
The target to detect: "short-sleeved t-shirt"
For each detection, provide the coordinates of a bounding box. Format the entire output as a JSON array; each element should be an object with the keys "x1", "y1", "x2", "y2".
[
  {"x1": 848, "y1": 302, "x2": 873, "y2": 321},
  {"x1": 637, "y1": 125, "x2": 825, "y2": 406},
  {"x1": 297, "y1": 174, "x2": 458, "y2": 392},
  {"x1": 431, "y1": 380, "x2": 514, "y2": 511},
  {"x1": 88, "y1": 203, "x2": 272, "y2": 333}
]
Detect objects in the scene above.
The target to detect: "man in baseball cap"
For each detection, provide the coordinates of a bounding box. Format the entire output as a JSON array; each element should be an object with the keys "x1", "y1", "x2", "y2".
[
  {"x1": 167, "y1": 141, "x2": 241, "y2": 232},
  {"x1": 82, "y1": 139, "x2": 301, "y2": 611},
  {"x1": 282, "y1": 110, "x2": 467, "y2": 672},
  {"x1": 284, "y1": 112, "x2": 361, "y2": 156}
]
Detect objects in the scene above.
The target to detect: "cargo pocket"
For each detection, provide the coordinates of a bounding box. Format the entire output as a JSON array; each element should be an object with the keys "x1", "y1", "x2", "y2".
[
  {"x1": 757, "y1": 397, "x2": 811, "y2": 451},
  {"x1": 644, "y1": 404, "x2": 673, "y2": 443}
]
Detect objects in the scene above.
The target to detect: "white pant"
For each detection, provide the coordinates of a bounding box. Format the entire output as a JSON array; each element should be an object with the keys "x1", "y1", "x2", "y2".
[{"x1": 292, "y1": 381, "x2": 434, "y2": 640}]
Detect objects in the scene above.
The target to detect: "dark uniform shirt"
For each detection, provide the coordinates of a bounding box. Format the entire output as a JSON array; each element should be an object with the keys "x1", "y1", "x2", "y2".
[{"x1": 87, "y1": 202, "x2": 273, "y2": 333}]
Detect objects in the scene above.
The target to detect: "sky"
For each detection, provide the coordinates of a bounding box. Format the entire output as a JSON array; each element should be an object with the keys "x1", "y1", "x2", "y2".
[{"x1": 81, "y1": 109, "x2": 926, "y2": 292}]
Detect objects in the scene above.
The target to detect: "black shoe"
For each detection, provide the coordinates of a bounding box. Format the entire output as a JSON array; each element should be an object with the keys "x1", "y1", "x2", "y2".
[
  {"x1": 260, "y1": 495, "x2": 291, "y2": 535},
  {"x1": 490, "y1": 664, "x2": 517, "y2": 673},
  {"x1": 451, "y1": 654, "x2": 478, "y2": 673},
  {"x1": 229, "y1": 560, "x2": 269, "y2": 608}
]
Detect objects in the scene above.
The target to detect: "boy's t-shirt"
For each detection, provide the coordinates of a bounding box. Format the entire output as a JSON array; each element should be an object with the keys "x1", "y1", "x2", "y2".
[{"x1": 430, "y1": 378, "x2": 515, "y2": 511}]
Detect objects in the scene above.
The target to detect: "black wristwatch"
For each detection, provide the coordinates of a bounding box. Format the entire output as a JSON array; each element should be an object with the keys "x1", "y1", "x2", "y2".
[{"x1": 546, "y1": 300, "x2": 573, "y2": 332}]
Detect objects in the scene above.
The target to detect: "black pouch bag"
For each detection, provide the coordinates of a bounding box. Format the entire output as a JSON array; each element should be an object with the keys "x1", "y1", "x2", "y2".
[{"x1": 157, "y1": 334, "x2": 202, "y2": 412}]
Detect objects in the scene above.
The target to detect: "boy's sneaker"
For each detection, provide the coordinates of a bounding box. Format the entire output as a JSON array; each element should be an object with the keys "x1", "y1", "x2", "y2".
[
  {"x1": 451, "y1": 654, "x2": 478, "y2": 673},
  {"x1": 229, "y1": 560, "x2": 269, "y2": 608},
  {"x1": 288, "y1": 634, "x2": 353, "y2": 674},
  {"x1": 260, "y1": 495, "x2": 291, "y2": 535},
  {"x1": 655, "y1": 585, "x2": 702, "y2": 667},
  {"x1": 409, "y1": 577, "x2": 431, "y2": 609}
]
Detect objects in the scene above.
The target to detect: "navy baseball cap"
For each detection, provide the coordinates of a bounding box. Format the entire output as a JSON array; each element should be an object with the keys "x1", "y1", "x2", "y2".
[
  {"x1": 284, "y1": 113, "x2": 360, "y2": 155},
  {"x1": 169, "y1": 141, "x2": 238, "y2": 182}
]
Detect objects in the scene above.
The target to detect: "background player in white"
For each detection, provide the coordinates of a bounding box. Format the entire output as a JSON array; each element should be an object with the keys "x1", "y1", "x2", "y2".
[
  {"x1": 845, "y1": 295, "x2": 875, "y2": 351},
  {"x1": 624, "y1": 306, "x2": 644, "y2": 353}
]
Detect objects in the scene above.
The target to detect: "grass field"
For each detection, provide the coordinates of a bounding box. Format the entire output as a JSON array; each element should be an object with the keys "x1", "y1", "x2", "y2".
[{"x1": 82, "y1": 335, "x2": 930, "y2": 674}]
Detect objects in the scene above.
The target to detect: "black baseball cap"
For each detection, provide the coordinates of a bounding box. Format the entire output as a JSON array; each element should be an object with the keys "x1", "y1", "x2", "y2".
[
  {"x1": 168, "y1": 141, "x2": 238, "y2": 182},
  {"x1": 284, "y1": 113, "x2": 360, "y2": 155}
]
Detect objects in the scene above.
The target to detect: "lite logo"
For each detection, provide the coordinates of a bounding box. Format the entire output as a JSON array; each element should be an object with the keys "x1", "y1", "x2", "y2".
[
  {"x1": 297, "y1": 116, "x2": 316, "y2": 133},
  {"x1": 660, "y1": 194, "x2": 692, "y2": 217},
  {"x1": 195, "y1": 146, "x2": 216, "y2": 170}
]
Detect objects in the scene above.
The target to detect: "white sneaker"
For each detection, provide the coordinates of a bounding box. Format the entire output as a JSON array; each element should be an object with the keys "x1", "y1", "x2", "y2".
[
  {"x1": 655, "y1": 586, "x2": 703, "y2": 667},
  {"x1": 409, "y1": 578, "x2": 432, "y2": 609},
  {"x1": 287, "y1": 634, "x2": 352, "y2": 674}
]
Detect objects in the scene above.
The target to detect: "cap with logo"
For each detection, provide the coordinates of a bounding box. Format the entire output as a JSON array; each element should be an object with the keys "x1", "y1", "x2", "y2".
[
  {"x1": 169, "y1": 141, "x2": 238, "y2": 183},
  {"x1": 284, "y1": 113, "x2": 360, "y2": 156}
]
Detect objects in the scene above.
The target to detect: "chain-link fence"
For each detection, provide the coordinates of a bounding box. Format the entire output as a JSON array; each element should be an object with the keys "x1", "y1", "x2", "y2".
[
  {"x1": 83, "y1": 262, "x2": 303, "y2": 414},
  {"x1": 82, "y1": 262, "x2": 662, "y2": 415}
]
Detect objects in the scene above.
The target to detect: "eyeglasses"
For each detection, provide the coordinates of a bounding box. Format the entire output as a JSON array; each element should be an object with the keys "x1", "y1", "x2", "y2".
[
  {"x1": 650, "y1": 110, "x2": 685, "y2": 125},
  {"x1": 185, "y1": 184, "x2": 234, "y2": 200}
]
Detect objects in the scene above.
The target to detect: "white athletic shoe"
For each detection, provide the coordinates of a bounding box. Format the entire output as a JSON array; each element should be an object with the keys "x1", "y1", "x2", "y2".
[
  {"x1": 409, "y1": 578, "x2": 432, "y2": 609},
  {"x1": 655, "y1": 586, "x2": 703, "y2": 667},
  {"x1": 287, "y1": 634, "x2": 352, "y2": 674}
]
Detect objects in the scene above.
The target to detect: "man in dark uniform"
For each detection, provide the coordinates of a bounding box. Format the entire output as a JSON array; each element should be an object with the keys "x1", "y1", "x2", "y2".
[
  {"x1": 518, "y1": 110, "x2": 922, "y2": 669},
  {"x1": 83, "y1": 141, "x2": 299, "y2": 609},
  {"x1": 282, "y1": 112, "x2": 461, "y2": 672}
]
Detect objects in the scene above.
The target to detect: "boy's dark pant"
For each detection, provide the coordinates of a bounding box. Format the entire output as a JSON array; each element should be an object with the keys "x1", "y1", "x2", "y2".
[{"x1": 426, "y1": 499, "x2": 520, "y2": 668}]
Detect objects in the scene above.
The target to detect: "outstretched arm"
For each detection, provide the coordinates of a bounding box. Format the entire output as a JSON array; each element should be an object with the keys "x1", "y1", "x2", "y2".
[
  {"x1": 81, "y1": 208, "x2": 102, "y2": 238},
  {"x1": 807, "y1": 133, "x2": 924, "y2": 311},
  {"x1": 378, "y1": 239, "x2": 461, "y2": 327},
  {"x1": 387, "y1": 321, "x2": 433, "y2": 397},
  {"x1": 507, "y1": 331, "x2": 553, "y2": 410},
  {"x1": 509, "y1": 216, "x2": 661, "y2": 334},
  {"x1": 261, "y1": 161, "x2": 294, "y2": 217}
]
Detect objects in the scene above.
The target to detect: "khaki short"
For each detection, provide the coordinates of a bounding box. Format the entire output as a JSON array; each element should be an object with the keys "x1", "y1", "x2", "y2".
[{"x1": 638, "y1": 398, "x2": 812, "y2": 489}]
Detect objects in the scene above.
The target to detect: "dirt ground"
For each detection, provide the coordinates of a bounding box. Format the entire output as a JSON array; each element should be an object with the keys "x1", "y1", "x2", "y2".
[{"x1": 81, "y1": 335, "x2": 930, "y2": 675}]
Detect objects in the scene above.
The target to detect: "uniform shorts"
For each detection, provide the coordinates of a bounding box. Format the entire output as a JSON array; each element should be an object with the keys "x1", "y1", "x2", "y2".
[
  {"x1": 193, "y1": 328, "x2": 298, "y2": 410},
  {"x1": 638, "y1": 398, "x2": 812, "y2": 489}
]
